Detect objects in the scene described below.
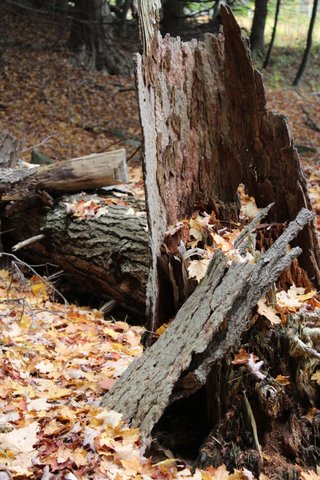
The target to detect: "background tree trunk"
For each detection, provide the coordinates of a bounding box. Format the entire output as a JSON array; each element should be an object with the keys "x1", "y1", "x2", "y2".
[
  {"x1": 250, "y1": 0, "x2": 268, "y2": 53},
  {"x1": 293, "y1": 0, "x2": 318, "y2": 86},
  {"x1": 161, "y1": 0, "x2": 184, "y2": 36},
  {"x1": 263, "y1": 0, "x2": 281, "y2": 68},
  {"x1": 67, "y1": 0, "x2": 130, "y2": 74}
]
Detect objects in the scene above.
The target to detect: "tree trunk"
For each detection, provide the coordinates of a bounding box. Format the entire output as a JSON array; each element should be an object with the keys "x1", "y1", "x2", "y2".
[
  {"x1": 161, "y1": 0, "x2": 184, "y2": 36},
  {"x1": 102, "y1": 2, "x2": 320, "y2": 475},
  {"x1": 250, "y1": 0, "x2": 268, "y2": 53},
  {"x1": 67, "y1": 0, "x2": 130, "y2": 74},
  {"x1": 2, "y1": 193, "x2": 149, "y2": 315},
  {"x1": 293, "y1": 0, "x2": 318, "y2": 86},
  {"x1": 263, "y1": 0, "x2": 281, "y2": 68},
  {"x1": 136, "y1": 4, "x2": 319, "y2": 335}
]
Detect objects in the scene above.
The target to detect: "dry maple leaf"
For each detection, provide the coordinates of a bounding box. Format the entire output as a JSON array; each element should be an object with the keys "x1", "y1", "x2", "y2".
[
  {"x1": 232, "y1": 350, "x2": 266, "y2": 380},
  {"x1": 232, "y1": 349, "x2": 258, "y2": 365},
  {"x1": 187, "y1": 258, "x2": 211, "y2": 283},
  {"x1": 311, "y1": 370, "x2": 320, "y2": 385},
  {"x1": 0, "y1": 422, "x2": 39, "y2": 454},
  {"x1": 276, "y1": 285, "x2": 317, "y2": 312},
  {"x1": 257, "y1": 297, "x2": 281, "y2": 325},
  {"x1": 275, "y1": 374, "x2": 290, "y2": 386}
]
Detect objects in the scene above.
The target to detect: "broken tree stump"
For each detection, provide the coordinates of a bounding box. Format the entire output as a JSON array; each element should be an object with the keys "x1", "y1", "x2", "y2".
[
  {"x1": 102, "y1": 2, "x2": 320, "y2": 476},
  {"x1": 136, "y1": 4, "x2": 320, "y2": 334}
]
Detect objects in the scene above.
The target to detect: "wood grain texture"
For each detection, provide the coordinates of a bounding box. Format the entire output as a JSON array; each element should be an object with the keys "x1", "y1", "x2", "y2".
[
  {"x1": 136, "y1": 5, "x2": 319, "y2": 333},
  {"x1": 0, "y1": 149, "x2": 128, "y2": 199}
]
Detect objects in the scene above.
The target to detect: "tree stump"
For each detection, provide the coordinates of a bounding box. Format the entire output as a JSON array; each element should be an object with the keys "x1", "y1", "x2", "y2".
[
  {"x1": 136, "y1": 5, "x2": 319, "y2": 334},
  {"x1": 102, "y1": 3, "x2": 320, "y2": 476}
]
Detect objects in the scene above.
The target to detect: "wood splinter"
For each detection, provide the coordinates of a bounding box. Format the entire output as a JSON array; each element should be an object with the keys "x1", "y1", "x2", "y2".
[{"x1": 12, "y1": 234, "x2": 45, "y2": 252}]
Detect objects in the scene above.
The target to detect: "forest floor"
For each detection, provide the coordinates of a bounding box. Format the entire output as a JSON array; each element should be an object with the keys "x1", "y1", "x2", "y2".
[{"x1": 0, "y1": 3, "x2": 319, "y2": 479}]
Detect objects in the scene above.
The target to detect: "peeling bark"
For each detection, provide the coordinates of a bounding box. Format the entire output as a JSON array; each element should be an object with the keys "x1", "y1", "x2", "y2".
[{"x1": 136, "y1": 5, "x2": 319, "y2": 334}]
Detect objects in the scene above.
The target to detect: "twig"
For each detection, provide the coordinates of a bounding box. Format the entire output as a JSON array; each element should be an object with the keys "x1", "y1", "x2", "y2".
[
  {"x1": 0, "y1": 252, "x2": 69, "y2": 307},
  {"x1": 12, "y1": 234, "x2": 45, "y2": 252},
  {"x1": 21, "y1": 135, "x2": 63, "y2": 153},
  {"x1": 243, "y1": 391, "x2": 263, "y2": 461},
  {"x1": 127, "y1": 145, "x2": 142, "y2": 162},
  {"x1": 301, "y1": 106, "x2": 320, "y2": 133}
]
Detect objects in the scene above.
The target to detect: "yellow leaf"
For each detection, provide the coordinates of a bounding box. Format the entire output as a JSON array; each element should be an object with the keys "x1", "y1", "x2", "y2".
[
  {"x1": 155, "y1": 323, "x2": 170, "y2": 336},
  {"x1": 311, "y1": 370, "x2": 320, "y2": 384},
  {"x1": 19, "y1": 314, "x2": 32, "y2": 330},
  {"x1": 187, "y1": 258, "x2": 210, "y2": 283},
  {"x1": 257, "y1": 297, "x2": 281, "y2": 325}
]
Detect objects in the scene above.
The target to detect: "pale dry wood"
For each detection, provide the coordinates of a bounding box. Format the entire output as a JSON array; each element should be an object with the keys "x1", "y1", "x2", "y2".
[
  {"x1": 0, "y1": 132, "x2": 20, "y2": 168},
  {"x1": 0, "y1": 149, "x2": 128, "y2": 200}
]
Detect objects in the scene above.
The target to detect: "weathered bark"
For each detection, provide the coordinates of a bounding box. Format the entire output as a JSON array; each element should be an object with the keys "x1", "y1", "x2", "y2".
[
  {"x1": 101, "y1": 209, "x2": 313, "y2": 437},
  {"x1": 136, "y1": 5, "x2": 319, "y2": 334},
  {"x1": 250, "y1": 0, "x2": 268, "y2": 52},
  {"x1": 0, "y1": 149, "x2": 128, "y2": 202},
  {"x1": 3, "y1": 194, "x2": 149, "y2": 314}
]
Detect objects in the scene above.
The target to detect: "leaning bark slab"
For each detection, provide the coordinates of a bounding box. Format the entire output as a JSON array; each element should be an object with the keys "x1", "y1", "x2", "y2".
[
  {"x1": 101, "y1": 208, "x2": 314, "y2": 437},
  {"x1": 3, "y1": 194, "x2": 149, "y2": 314},
  {"x1": 0, "y1": 149, "x2": 128, "y2": 200}
]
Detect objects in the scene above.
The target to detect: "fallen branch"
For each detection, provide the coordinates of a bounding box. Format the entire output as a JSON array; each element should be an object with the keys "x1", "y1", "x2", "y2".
[{"x1": 0, "y1": 149, "x2": 128, "y2": 201}]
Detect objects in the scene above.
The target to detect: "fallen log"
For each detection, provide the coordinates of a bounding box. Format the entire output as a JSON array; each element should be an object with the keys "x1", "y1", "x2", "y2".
[
  {"x1": 0, "y1": 149, "x2": 128, "y2": 201},
  {"x1": 3, "y1": 193, "x2": 149, "y2": 315}
]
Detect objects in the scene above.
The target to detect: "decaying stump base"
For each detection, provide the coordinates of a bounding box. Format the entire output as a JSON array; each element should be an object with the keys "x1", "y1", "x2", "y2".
[{"x1": 148, "y1": 309, "x2": 320, "y2": 478}]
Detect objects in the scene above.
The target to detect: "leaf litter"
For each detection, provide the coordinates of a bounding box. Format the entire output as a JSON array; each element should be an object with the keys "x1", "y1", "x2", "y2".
[
  {"x1": 0, "y1": 6, "x2": 319, "y2": 478},
  {"x1": 0, "y1": 269, "x2": 255, "y2": 479}
]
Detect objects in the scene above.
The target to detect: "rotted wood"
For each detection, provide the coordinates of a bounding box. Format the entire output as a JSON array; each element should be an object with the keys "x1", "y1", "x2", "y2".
[
  {"x1": 136, "y1": 3, "x2": 320, "y2": 334},
  {"x1": 101, "y1": 208, "x2": 314, "y2": 438},
  {"x1": 195, "y1": 307, "x2": 320, "y2": 477},
  {"x1": 2, "y1": 193, "x2": 149, "y2": 315},
  {"x1": 0, "y1": 149, "x2": 128, "y2": 200}
]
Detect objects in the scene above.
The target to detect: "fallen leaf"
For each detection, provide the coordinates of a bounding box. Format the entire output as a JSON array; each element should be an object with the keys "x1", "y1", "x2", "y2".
[
  {"x1": 257, "y1": 297, "x2": 281, "y2": 325},
  {"x1": 187, "y1": 258, "x2": 210, "y2": 283},
  {"x1": 0, "y1": 422, "x2": 39, "y2": 454},
  {"x1": 275, "y1": 374, "x2": 290, "y2": 385}
]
